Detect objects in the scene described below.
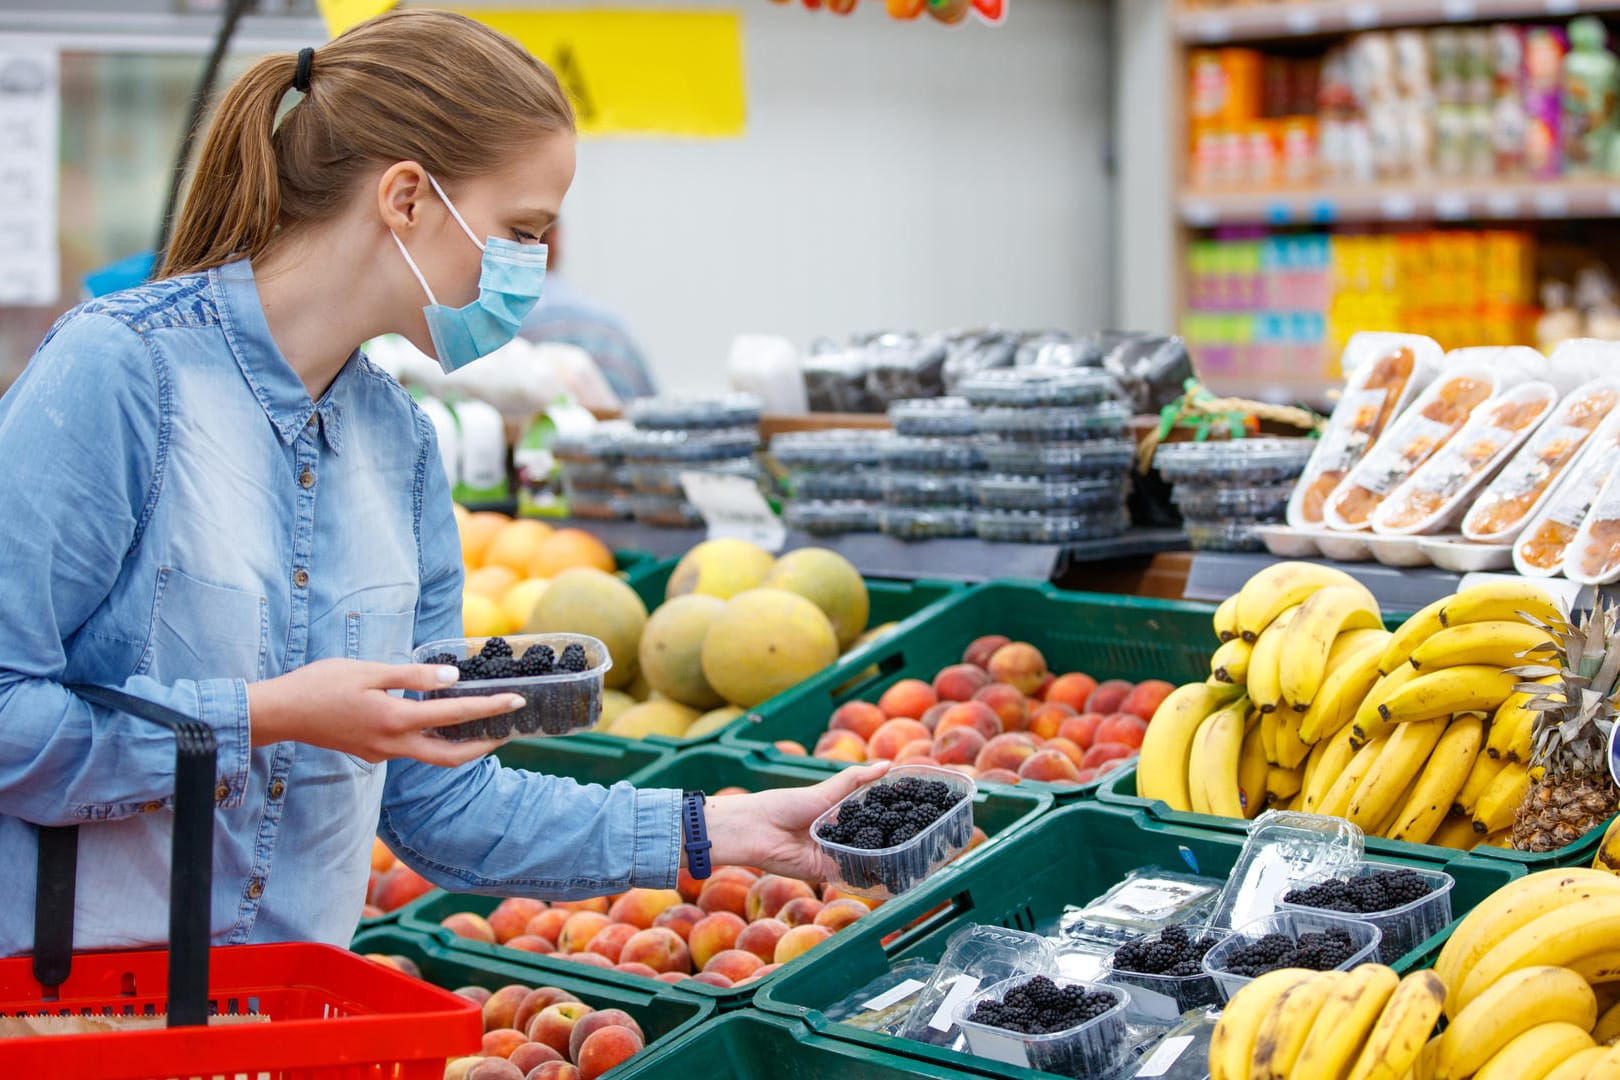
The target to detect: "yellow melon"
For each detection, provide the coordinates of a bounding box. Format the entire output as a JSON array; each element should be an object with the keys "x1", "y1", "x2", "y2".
[
  {"x1": 685, "y1": 705, "x2": 747, "y2": 740},
  {"x1": 639, "y1": 595, "x2": 727, "y2": 710},
  {"x1": 701, "y1": 589, "x2": 840, "y2": 708},
  {"x1": 608, "y1": 701, "x2": 700, "y2": 740},
  {"x1": 760, "y1": 548, "x2": 870, "y2": 649},
  {"x1": 525, "y1": 568, "x2": 648, "y2": 690},
  {"x1": 666, "y1": 538, "x2": 775, "y2": 601}
]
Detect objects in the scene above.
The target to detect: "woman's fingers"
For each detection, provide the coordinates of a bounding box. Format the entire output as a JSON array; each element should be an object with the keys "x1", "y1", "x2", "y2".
[
  {"x1": 368, "y1": 662, "x2": 464, "y2": 693},
  {"x1": 395, "y1": 692, "x2": 526, "y2": 730},
  {"x1": 399, "y1": 733, "x2": 506, "y2": 768},
  {"x1": 815, "y1": 761, "x2": 890, "y2": 805}
]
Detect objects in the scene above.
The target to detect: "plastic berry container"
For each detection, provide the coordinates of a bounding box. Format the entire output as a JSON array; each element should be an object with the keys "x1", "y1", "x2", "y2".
[
  {"x1": 1098, "y1": 930, "x2": 1231, "y2": 1022},
  {"x1": 788, "y1": 469, "x2": 886, "y2": 502},
  {"x1": 1200, "y1": 911, "x2": 1382, "y2": 1003},
  {"x1": 1153, "y1": 438, "x2": 1316, "y2": 484},
  {"x1": 561, "y1": 489, "x2": 629, "y2": 521},
  {"x1": 959, "y1": 367, "x2": 1126, "y2": 408},
  {"x1": 976, "y1": 402, "x2": 1132, "y2": 443},
  {"x1": 621, "y1": 427, "x2": 760, "y2": 464},
  {"x1": 880, "y1": 470, "x2": 979, "y2": 508},
  {"x1": 974, "y1": 509, "x2": 1129, "y2": 544},
  {"x1": 980, "y1": 438, "x2": 1136, "y2": 478},
  {"x1": 770, "y1": 430, "x2": 891, "y2": 469},
  {"x1": 410, "y1": 633, "x2": 610, "y2": 743},
  {"x1": 784, "y1": 500, "x2": 882, "y2": 535},
  {"x1": 626, "y1": 392, "x2": 763, "y2": 431},
  {"x1": 629, "y1": 494, "x2": 705, "y2": 528},
  {"x1": 557, "y1": 460, "x2": 624, "y2": 493},
  {"x1": 878, "y1": 507, "x2": 976, "y2": 540},
  {"x1": 811, "y1": 764, "x2": 975, "y2": 901},
  {"x1": 1171, "y1": 482, "x2": 1294, "y2": 521},
  {"x1": 551, "y1": 422, "x2": 635, "y2": 465},
  {"x1": 975, "y1": 475, "x2": 1127, "y2": 513},
  {"x1": 1274, "y1": 864, "x2": 1455, "y2": 966},
  {"x1": 878, "y1": 436, "x2": 985, "y2": 472},
  {"x1": 625, "y1": 458, "x2": 759, "y2": 497},
  {"x1": 888, "y1": 397, "x2": 980, "y2": 438},
  {"x1": 953, "y1": 976, "x2": 1130, "y2": 1078},
  {"x1": 1184, "y1": 519, "x2": 1267, "y2": 552}
]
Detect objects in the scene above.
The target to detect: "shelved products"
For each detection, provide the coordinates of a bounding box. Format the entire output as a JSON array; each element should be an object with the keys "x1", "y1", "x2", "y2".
[{"x1": 455, "y1": 510, "x2": 622, "y2": 638}]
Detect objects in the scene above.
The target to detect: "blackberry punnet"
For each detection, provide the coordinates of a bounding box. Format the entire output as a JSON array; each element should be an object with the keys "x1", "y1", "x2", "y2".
[
  {"x1": 1282, "y1": 869, "x2": 1432, "y2": 914},
  {"x1": 1111, "y1": 925, "x2": 1222, "y2": 978},
  {"x1": 1220, "y1": 927, "x2": 1358, "y2": 978},
  {"x1": 968, "y1": 977, "x2": 1118, "y2": 1035},
  {"x1": 815, "y1": 777, "x2": 965, "y2": 849}
]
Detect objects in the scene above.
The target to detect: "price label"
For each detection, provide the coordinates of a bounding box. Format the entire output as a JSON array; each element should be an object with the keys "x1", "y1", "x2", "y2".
[
  {"x1": 1380, "y1": 193, "x2": 1418, "y2": 220},
  {"x1": 1195, "y1": 16, "x2": 1231, "y2": 42},
  {"x1": 1485, "y1": 191, "x2": 1521, "y2": 218},
  {"x1": 963, "y1": 1026, "x2": 1032, "y2": 1069},
  {"x1": 862, "y1": 978, "x2": 926, "y2": 1012},
  {"x1": 1535, "y1": 190, "x2": 1571, "y2": 218},
  {"x1": 1435, "y1": 191, "x2": 1469, "y2": 220},
  {"x1": 1183, "y1": 200, "x2": 1220, "y2": 227},
  {"x1": 1442, "y1": 0, "x2": 1477, "y2": 20},
  {"x1": 928, "y1": 975, "x2": 982, "y2": 1032},
  {"x1": 1138, "y1": 1036, "x2": 1197, "y2": 1078},
  {"x1": 1546, "y1": 0, "x2": 1581, "y2": 13},
  {"x1": 680, "y1": 472, "x2": 786, "y2": 551},
  {"x1": 1346, "y1": 2, "x2": 1382, "y2": 28},
  {"x1": 1285, "y1": 8, "x2": 1319, "y2": 33},
  {"x1": 1608, "y1": 190, "x2": 1620, "y2": 216}
]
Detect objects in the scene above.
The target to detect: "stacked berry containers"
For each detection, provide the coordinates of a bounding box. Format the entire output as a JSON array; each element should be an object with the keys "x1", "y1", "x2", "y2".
[
  {"x1": 873, "y1": 398, "x2": 983, "y2": 540},
  {"x1": 1154, "y1": 438, "x2": 1316, "y2": 552},
  {"x1": 554, "y1": 423, "x2": 636, "y2": 520},
  {"x1": 619, "y1": 395, "x2": 764, "y2": 527},
  {"x1": 773, "y1": 430, "x2": 892, "y2": 535},
  {"x1": 962, "y1": 369, "x2": 1136, "y2": 543}
]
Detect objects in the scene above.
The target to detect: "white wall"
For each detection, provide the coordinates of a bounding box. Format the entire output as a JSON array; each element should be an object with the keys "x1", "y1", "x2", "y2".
[
  {"x1": 556, "y1": 0, "x2": 1116, "y2": 395},
  {"x1": 1112, "y1": 0, "x2": 1175, "y2": 336}
]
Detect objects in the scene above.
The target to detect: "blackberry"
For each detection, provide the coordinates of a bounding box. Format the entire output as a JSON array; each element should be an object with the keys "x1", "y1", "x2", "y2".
[
  {"x1": 426, "y1": 652, "x2": 458, "y2": 666},
  {"x1": 480, "y1": 658, "x2": 519, "y2": 680},
  {"x1": 1220, "y1": 927, "x2": 1357, "y2": 978},
  {"x1": 812, "y1": 776, "x2": 968, "y2": 851},
  {"x1": 480, "y1": 636, "x2": 513, "y2": 660},
  {"x1": 968, "y1": 977, "x2": 1118, "y2": 1035},
  {"x1": 1111, "y1": 926, "x2": 1222, "y2": 976},
  {"x1": 558, "y1": 643, "x2": 589, "y2": 674},
  {"x1": 1282, "y1": 869, "x2": 1432, "y2": 915}
]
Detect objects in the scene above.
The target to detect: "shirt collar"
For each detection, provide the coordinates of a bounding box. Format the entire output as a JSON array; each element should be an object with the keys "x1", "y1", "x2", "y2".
[{"x1": 211, "y1": 258, "x2": 352, "y2": 454}]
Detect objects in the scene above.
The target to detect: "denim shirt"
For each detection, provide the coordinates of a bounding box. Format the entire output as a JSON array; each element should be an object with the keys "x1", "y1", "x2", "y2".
[{"x1": 0, "y1": 258, "x2": 679, "y2": 955}]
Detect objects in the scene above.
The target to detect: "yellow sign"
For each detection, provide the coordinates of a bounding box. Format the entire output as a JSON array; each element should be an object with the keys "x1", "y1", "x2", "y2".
[
  {"x1": 460, "y1": 10, "x2": 746, "y2": 138},
  {"x1": 314, "y1": 0, "x2": 397, "y2": 37}
]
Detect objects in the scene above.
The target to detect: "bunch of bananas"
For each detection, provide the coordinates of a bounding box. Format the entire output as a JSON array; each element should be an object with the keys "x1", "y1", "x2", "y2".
[{"x1": 1139, "y1": 564, "x2": 1564, "y2": 848}]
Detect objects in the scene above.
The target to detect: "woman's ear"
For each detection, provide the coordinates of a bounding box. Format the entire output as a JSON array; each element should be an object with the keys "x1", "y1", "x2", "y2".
[{"x1": 377, "y1": 161, "x2": 428, "y2": 233}]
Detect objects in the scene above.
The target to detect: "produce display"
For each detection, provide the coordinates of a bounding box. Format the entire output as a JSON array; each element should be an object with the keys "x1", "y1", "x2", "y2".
[{"x1": 455, "y1": 510, "x2": 619, "y2": 638}]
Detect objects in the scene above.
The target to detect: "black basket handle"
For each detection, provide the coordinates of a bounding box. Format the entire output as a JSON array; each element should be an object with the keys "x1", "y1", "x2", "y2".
[{"x1": 33, "y1": 684, "x2": 218, "y2": 1028}]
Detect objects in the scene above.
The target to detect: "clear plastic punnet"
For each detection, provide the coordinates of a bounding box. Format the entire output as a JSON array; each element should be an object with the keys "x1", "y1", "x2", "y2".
[
  {"x1": 1156, "y1": 438, "x2": 1315, "y2": 485},
  {"x1": 812, "y1": 764, "x2": 974, "y2": 900},
  {"x1": 1276, "y1": 863, "x2": 1455, "y2": 965},
  {"x1": 770, "y1": 429, "x2": 892, "y2": 469},
  {"x1": 621, "y1": 426, "x2": 760, "y2": 464},
  {"x1": 625, "y1": 392, "x2": 763, "y2": 431},
  {"x1": 975, "y1": 509, "x2": 1129, "y2": 544},
  {"x1": 1099, "y1": 928, "x2": 1231, "y2": 1022},
  {"x1": 976, "y1": 403, "x2": 1131, "y2": 443},
  {"x1": 975, "y1": 475, "x2": 1128, "y2": 513},
  {"x1": 954, "y1": 977, "x2": 1130, "y2": 1077},
  {"x1": 1563, "y1": 462, "x2": 1620, "y2": 585},
  {"x1": 1201, "y1": 911, "x2": 1382, "y2": 1002},
  {"x1": 411, "y1": 633, "x2": 610, "y2": 742},
  {"x1": 1172, "y1": 483, "x2": 1294, "y2": 522},
  {"x1": 958, "y1": 367, "x2": 1126, "y2": 409},
  {"x1": 783, "y1": 500, "x2": 882, "y2": 535},
  {"x1": 980, "y1": 439, "x2": 1136, "y2": 478},
  {"x1": 628, "y1": 494, "x2": 704, "y2": 528},
  {"x1": 879, "y1": 470, "x2": 979, "y2": 508},
  {"x1": 1206, "y1": 810, "x2": 1366, "y2": 932},
  {"x1": 1185, "y1": 520, "x2": 1268, "y2": 552},
  {"x1": 888, "y1": 397, "x2": 981, "y2": 438},
  {"x1": 878, "y1": 507, "x2": 976, "y2": 540},
  {"x1": 879, "y1": 437, "x2": 986, "y2": 473},
  {"x1": 1515, "y1": 417, "x2": 1620, "y2": 577},
  {"x1": 898, "y1": 925, "x2": 1056, "y2": 1049},
  {"x1": 788, "y1": 468, "x2": 885, "y2": 502}
]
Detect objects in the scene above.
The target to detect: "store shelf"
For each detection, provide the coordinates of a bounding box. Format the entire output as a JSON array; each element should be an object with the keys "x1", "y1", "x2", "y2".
[
  {"x1": 1180, "y1": 178, "x2": 1620, "y2": 228},
  {"x1": 1175, "y1": 1, "x2": 1620, "y2": 45}
]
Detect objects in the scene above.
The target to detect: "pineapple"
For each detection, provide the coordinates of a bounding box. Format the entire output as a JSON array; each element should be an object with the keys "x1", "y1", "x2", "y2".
[{"x1": 1507, "y1": 601, "x2": 1620, "y2": 853}]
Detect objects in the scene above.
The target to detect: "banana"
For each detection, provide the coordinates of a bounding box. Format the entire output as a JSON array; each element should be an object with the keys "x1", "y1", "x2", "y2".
[
  {"x1": 1409, "y1": 620, "x2": 1556, "y2": 672},
  {"x1": 1454, "y1": 749, "x2": 1508, "y2": 816},
  {"x1": 1317, "y1": 731, "x2": 1391, "y2": 820},
  {"x1": 1483, "y1": 828, "x2": 1515, "y2": 847},
  {"x1": 1216, "y1": 593, "x2": 1241, "y2": 642},
  {"x1": 1472, "y1": 761, "x2": 1530, "y2": 835},
  {"x1": 1405, "y1": 1036, "x2": 1441, "y2": 1080},
  {"x1": 1210, "y1": 968, "x2": 1317, "y2": 1080},
  {"x1": 1296, "y1": 628, "x2": 1393, "y2": 746},
  {"x1": 1597, "y1": 998, "x2": 1620, "y2": 1043},
  {"x1": 1136, "y1": 681, "x2": 1243, "y2": 812},
  {"x1": 1301, "y1": 722, "x2": 1360, "y2": 812},
  {"x1": 1293, "y1": 963, "x2": 1401, "y2": 1080},
  {"x1": 1239, "y1": 712, "x2": 1270, "y2": 819},
  {"x1": 1588, "y1": 1044, "x2": 1620, "y2": 1080},
  {"x1": 1439, "y1": 579, "x2": 1567, "y2": 631},
  {"x1": 1190, "y1": 695, "x2": 1249, "y2": 819},
  {"x1": 1594, "y1": 816, "x2": 1620, "y2": 875},
  {"x1": 1213, "y1": 636, "x2": 1254, "y2": 684},
  {"x1": 1545, "y1": 1047, "x2": 1611, "y2": 1080},
  {"x1": 1456, "y1": 895, "x2": 1620, "y2": 1013},
  {"x1": 1387, "y1": 714, "x2": 1484, "y2": 845},
  {"x1": 1234, "y1": 561, "x2": 1372, "y2": 643},
  {"x1": 1348, "y1": 716, "x2": 1448, "y2": 832},
  {"x1": 1473, "y1": 1022, "x2": 1595, "y2": 1080},
  {"x1": 1373, "y1": 665, "x2": 1521, "y2": 728},
  {"x1": 1350, "y1": 663, "x2": 1423, "y2": 746},
  {"x1": 1248, "y1": 607, "x2": 1302, "y2": 714},
  {"x1": 1379, "y1": 597, "x2": 1451, "y2": 676},
  {"x1": 1434, "y1": 965, "x2": 1597, "y2": 1079},
  {"x1": 1254, "y1": 970, "x2": 1345, "y2": 1080},
  {"x1": 1266, "y1": 764, "x2": 1304, "y2": 802},
  {"x1": 1436, "y1": 870, "x2": 1620, "y2": 1009},
  {"x1": 1347, "y1": 970, "x2": 1447, "y2": 1080},
  {"x1": 1429, "y1": 812, "x2": 1482, "y2": 850},
  {"x1": 1567, "y1": 950, "x2": 1620, "y2": 984},
  {"x1": 1261, "y1": 707, "x2": 1281, "y2": 765},
  {"x1": 1273, "y1": 708, "x2": 1311, "y2": 770},
  {"x1": 1487, "y1": 697, "x2": 1537, "y2": 764},
  {"x1": 1280, "y1": 586, "x2": 1385, "y2": 712}
]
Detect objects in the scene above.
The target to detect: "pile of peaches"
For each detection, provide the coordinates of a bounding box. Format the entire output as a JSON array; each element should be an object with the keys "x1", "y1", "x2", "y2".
[
  {"x1": 448, "y1": 978, "x2": 650, "y2": 1080},
  {"x1": 793, "y1": 635, "x2": 1172, "y2": 787}
]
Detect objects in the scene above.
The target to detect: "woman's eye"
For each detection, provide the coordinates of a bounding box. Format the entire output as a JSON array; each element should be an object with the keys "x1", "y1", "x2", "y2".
[{"x1": 512, "y1": 229, "x2": 540, "y2": 243}]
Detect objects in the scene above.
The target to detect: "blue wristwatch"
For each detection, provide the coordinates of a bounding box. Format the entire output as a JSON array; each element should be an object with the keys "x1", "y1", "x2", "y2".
[{"x1": 681, "y1": 790, "x2": 713, "y2": 880}]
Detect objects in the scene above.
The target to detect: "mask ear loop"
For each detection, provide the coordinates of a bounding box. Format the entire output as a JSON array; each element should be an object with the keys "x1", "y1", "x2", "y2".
[
  {"x1": 391, "y1": 232, "x2": 438, "y2": 305},
  {"x1": 426, "y1": 173, "x2": 486, "y2": 252}
]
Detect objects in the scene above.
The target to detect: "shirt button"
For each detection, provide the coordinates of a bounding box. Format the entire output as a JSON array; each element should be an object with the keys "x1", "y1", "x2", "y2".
[
  {"x1": 293, "y1": 568, "x2": 309, "y2": 588},
  {"x1": 214, "y1": 781, "x2": 230, "y2": 803},
  {"x1": 268, "y1": 779, "x2": 285, "y2": 800},
  {"x1": 299, "y1": 468, "x2": 315, "y2": 489},
  {"x1": 247, "y1": 878, "x2": 264, "y2": 900}
]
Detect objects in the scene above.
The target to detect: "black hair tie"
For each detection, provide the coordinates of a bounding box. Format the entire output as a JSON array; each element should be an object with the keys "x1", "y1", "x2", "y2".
[{"x1": 293, "y1": 47, "x2": 315, "y2": 93}]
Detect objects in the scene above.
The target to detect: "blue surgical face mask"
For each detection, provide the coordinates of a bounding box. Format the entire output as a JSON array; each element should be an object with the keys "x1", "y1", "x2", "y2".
[{"x1": 392, "y1": 173, "x2": 548, "y2": 373}]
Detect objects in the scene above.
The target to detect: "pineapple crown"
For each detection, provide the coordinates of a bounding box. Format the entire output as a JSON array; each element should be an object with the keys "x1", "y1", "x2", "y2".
[{"x1": 1506, "y1": 601, "x2": 1620, "y2": 779}]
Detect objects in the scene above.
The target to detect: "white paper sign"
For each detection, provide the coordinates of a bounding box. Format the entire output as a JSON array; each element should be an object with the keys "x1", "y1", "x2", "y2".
[
  {"x1": 928, "y1": 974, "x2": 982, "y2": 1032},
  {"x1": 862, "y1": 978, "x2": 926, "y2": 1012},
  {"x1": 680, "y1": 471, "x2": 786, "y2": 551},
  {"x1": 0, "y1": 40, "x2": 59, "y2": 306},
  {"x1": 1137, "y1": 1035, "x2": 1196, "y2": 1078},
  {"x1": 963, "y1": 1025, "x2": 1032, "y2": 1069}
]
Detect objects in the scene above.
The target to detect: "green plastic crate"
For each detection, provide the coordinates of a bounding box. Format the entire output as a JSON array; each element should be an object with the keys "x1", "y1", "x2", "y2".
[
  {"x1": 613, "y1": 1011, "x2": 980, "y2": 1080},
  {"x1": 755, "y1": 801, "x2": 1522, "y2": 1080},
  {"x1": 723, "y1": 581, "x2": 1218, "y2": 793},
  {"x1": 396, "y1": 744, "x2": 1051, "y2": 1011},
  {"x1": 494, "y1": 732, "x2": 673, "y2": 787},
  {"x1": 349, "y1": 926, "x2": 711, "y2": 1063},
  {"x1": 1094, "y1": 763, "x2": 1613, "y2": 872}
]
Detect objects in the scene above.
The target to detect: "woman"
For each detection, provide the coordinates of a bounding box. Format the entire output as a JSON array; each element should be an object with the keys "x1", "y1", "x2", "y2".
[{"x1": 0, "y1": 9, "x2": 879, "y2": 955}]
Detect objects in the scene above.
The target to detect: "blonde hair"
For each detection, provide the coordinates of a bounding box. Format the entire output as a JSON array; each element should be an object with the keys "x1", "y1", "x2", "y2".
[{"x1": 160, "y1": 9, "x2": 574, "y2": 278}]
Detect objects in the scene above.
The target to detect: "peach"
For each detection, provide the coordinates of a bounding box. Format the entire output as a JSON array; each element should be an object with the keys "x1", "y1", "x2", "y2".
[
  {"x1": 1045, "y1": 673, "x2": 1099, "y2": 712},
  {"x1": 1097, "y1": 756, "x2": 1129, "y2": 776},
  {"x1": 774, "y1": 740, "x2": 808, "y2": 757},
  {"x1": 445, "y1": 1058, "x2": 481, "y2": 1080},
  {"x1": 525, "y1": 1065, "x2": 581, "y2": 1080},
  {"x1": 1019, "y1": 749, "x2": 1083, "y2": 784},
  {"x1": 676, "y1": 868, "x2": 704, "y2": 904},
  {"x1": 894, "y1": 738, "x2": 937, "y2": 765},
  {"x1": 482, "y1": 1028, "x2": 529, "y2": 1059},
  {"x1": 370, "y1": 836, "x2": 397, "y2": 873},
  {"x1": 868, "y1": 718, "x2": 932, "y2": 761},
  {"x1": 570, "y1": 1009, "x2": 646, "y2": 1063},
  {"x1": 774, "y1": 924, "x2": 833, "y2": 965},
  {"x1": 565, "y1": 952, "x2": 615, "y2": 969},
  {"x1": 746, "y1": 875, "x2": 816, "y2": 921},
  {"x1": 943, "y1": 764, "x2": 978, "y2": 781},
  {"x1": 467, "y1": 1060, "x2": 525, "y2": 1080},
  {"x1": 577, "y1": 1026, "x2": 646, "y2": 1080},
  {"x1": 616, "y1": 962, "x2": 660, "y2": 979},
  {"x1": 442, "y1": 912, "x2": 497, "y2": 945},
  {"x1": 965, "y1": 825, "x2": 990, "y2": 852},
  {"x1": 1059, "y1": 713, "x2": 1105, "y2": 750},
  {"x1": 653, "y1": 903, "x2": 705, "y2": 941},
  {"x1": 735, "y1": 918, "x2": 790, "y2": 963},
  {"x1": 361, "y1": 903, "x2": 385, "y2": 920},
  {"x1": 975, "y1": 732, "x2": 1038, "y2": 774},
  {"x1": 1028, "y1": 701, "x2": 1077, "y2": 741},
  {"x1": 987, "y1": 643, "x2": 1047, "y2": 696},
  {"x1": 829, "y1": 701, "x2": 888, "y2": 742},
  {"x1": 514, "y1": 987, "x2": 580, "y2": 1035},
  {"x1": 689, "y1": 911, "x2": 747, "y2": 970},
  {"x1": 822, "y1": 886, "x2": 882, "y2": 910},
  {"x1": 455, "y1": 985, "x2": 494, "y2": 1006},
  {"x1": 558, "y1": 911, "x2": 613, "y2": 953},
  {"x1": 509, "y1": 1043, "x2": 564, "y2": 1076},
  {"x1": 1082, "y1": 742, "x2": 1136, "y2": 769},
  {"x1": 703, "y1": 948, "x2": 765, "y2": 983},
  {"x1": 697, "y1": 871, "x2": 758, "y2": 918},
  {"x1": 933, "y1": 663, "x2": 992, "y2": 702},
  {"x1": 935, "y1": 701, "x2": 1001, "y2": 741},
  {"x1": 963, "y1": 634, "x2": 1012, "y2": 670},
  {"x1": 655, "y1": 972, "x2": 688, "y2": 984},
  {"x1": 920, "y1": 702, "x2": 952, "y2": 733},
  {"x1": 813, "y1": 729, "x2": 867, "y2": 764},
  {"x1": 977, "y1": 767, "x2": 1022, "y2": 786},
  {"x1": 814, "y1": 899, "x2": 870, "y2": 932},
  {"x1": 1044, "y1": 737, "x2": 1084, "y2": 768},
  {"x1": 1084, "y1": 679, "x2": 1134, "y2": 716},
  {"x1": 778, "y1": 897, "x2": 825, "y2": 927},
  {"x1": 371, "y1": 865, "x2": 435, "y2": 912},
  {"x1": 553, "y1": 898, "x2": 610, "y2": 915},
  {"x1": 619, "y1": 927, "x2": 691, "y2": 974},
  {"x1": 1074, "y1": 767, "x2": 1099, "y2": 784},
  {"x1": 506, "y1": 935, "x2": 557, "y2": 955},
  {"x1": 585, "y1": 922, "x2": 638, "y2": 964},
  {"x1": 690, "y1": 971, "x2": 734, "y2": 988},
  {"x1": 484, "y1": 985, "x2": 532, "y2": 1032},
  {"x1": 738, "y1": 962, "x2": 783, "y2": 986},
  {"x1": 933, "y1": 726, "x2": 988, "y2": 766},
  {"x1": 973, "y1": 683, "x2": 1030, "y2": 733},
  {"x1": 488, "y1": 897, "x2": 548, "y2": 944},
  {"x1": 529, "y1": 1002, "x2": 594, "y2": 1056},
  {"x1": 1096, "y1": 714, "x2": 1148, "y2": 749},
  {"x1": 877, "y1": 679, "x2": 937, "y2": 721},
  {"x1": 608, "y1": 888, "x2": 683, "y2": 930},
  {"x1": 1122, "y1": 680, "x2": 1175, "y2": 721},
  {"x1": 1035, "y1": 674, "x2": 1056, "y2": 700},
  {"x1": 521, "y1": 910, "x2": 568, "y2": 946}
]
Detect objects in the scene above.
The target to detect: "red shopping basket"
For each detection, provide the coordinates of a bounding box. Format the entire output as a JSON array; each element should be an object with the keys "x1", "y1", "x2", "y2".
[{"x1": 1, "y1": 685, "x2": 482, "y2": 1079}]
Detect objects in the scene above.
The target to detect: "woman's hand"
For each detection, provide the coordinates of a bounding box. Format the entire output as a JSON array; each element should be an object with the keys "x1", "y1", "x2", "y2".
[
  {"x1": 247, "y1": 659, "x2": 520, "y2": 767},
  {"x1": 702, "y1": 763, "x2": 890, "y2": 884}
]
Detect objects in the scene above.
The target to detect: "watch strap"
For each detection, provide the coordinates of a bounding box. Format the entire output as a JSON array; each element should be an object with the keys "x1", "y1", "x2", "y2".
[{"x1": 680, "y1": 790, "x2": 713, "y2": 880}]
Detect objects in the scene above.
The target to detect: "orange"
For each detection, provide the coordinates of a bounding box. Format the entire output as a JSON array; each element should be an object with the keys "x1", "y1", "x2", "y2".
[
  {"x1": 464, "y1": 564, "x2": 519, "y2": 599},
  {"x1": 482, "y1": 518, "x2": 554, "y2": 576},
  {"x1": 528, "y1": 528, "x2": 616, "y2": 579},
  {"x1": 458, "y1": 511, "x2": 509, "y2": 569}
]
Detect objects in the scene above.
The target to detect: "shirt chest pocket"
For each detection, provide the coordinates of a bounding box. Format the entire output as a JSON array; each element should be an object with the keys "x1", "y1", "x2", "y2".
[
  {"x1": 342, "y1": 589, "x2": 419, "y2": 666},
  {"x1": 138, "y1": 568, "x2": 268, "y2": 683}
]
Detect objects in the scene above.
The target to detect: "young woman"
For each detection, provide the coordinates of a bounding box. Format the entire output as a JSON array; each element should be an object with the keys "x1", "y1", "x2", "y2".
[{"x1": 0, "y1": 9, "x2": 880, "y2": 955}]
